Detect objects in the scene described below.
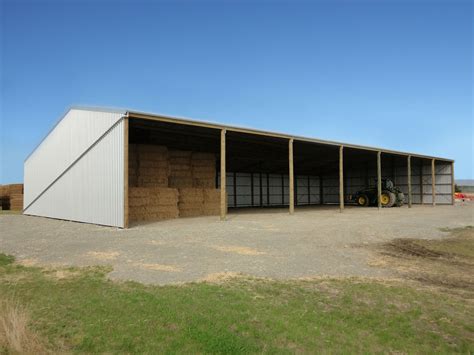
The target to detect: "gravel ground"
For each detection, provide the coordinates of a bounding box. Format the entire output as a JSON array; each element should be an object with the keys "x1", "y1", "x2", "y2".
[{"x1": 1, "y1": 204, "x2": 472, "y2": 285}]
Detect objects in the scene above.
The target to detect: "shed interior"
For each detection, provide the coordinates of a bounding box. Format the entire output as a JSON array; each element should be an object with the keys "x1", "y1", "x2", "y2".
[{"x1": 127, "y1": 116, "x2": 453, "y2": 223}]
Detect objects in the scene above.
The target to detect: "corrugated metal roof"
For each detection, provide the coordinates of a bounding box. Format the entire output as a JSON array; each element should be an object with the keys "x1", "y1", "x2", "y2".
[
  {"x1": 27, "y1": 105, "x2": 454, "y2": 163},
  {"x1": 126, "y1": 108, "x2": 454, "y2": 162}
]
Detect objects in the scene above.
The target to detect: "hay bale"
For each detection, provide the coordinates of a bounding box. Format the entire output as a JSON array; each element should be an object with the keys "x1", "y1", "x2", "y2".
[
  {"x1": 130, "y1": 187, "x2": 178, "y2": 198},
  {"x1": 138, "y1": 160, "x2": 170, "y2": 168},
  {"x1": 190, "y1": 153, "x2": 215, "y2": 188},
  {"x1": 178, "y1": 208, "x2": 204, "y2": 217},
  {"x1": 137, "y1": 177, "x2": 169, "y2": 187},
  {"x1": 178, "y1": 188, "x2": 204, "y2": 203},
  {"x1": 7, "y1": 184, "x2": 23, "y2": 195},
  {"x1": 201, "y1": 188, "x2": 220, "y2": 216},
  {"x1": 169, "y1": 157, "x2": 191, "y2": 166},
  {"x1": 169, "y1": 150, "x2": 192, "y2": 158},
  {"x1": 9, "y1": 194, "x2": 23, "y2": 211},
  {"x1": 192, "y1": 152, "x2": 215, "y2": 161},
  {"x1": 0, "y1": 197, "x2": 9, "y2": 210},
  {"x1": 203, "y1": 189, "x2": 220, "y2": 201},
  {"x1": 169, "y1": 176, "x2": 193, "y2": 188},
  {"x1": 129, "y1": 187, "x2": 179, "y2": 222},
  {"x1": 193, "y1": 179, "x2": 215, "y2": 188},
  {"x1": 177, "y1": 188, "x2": 221, "y2": 217},
  {"x1": 134, "y1": 145, "x2": 170, "y2": 188},
  {"x1": 138, "y1": 145, "x2": 168, "y2": 154},
  {"x1": 138, "y1": 168, "x2": 169, "y2": 177}
]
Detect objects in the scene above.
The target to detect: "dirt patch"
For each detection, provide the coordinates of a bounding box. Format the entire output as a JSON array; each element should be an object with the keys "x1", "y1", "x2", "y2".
[
  {"x1": 148, "y1": 240, "x2": 166, "y2": 246},
  {"x1": 385, "y1": 239, "x2": 446, "y2": 258},
  {"x1": 17, "y1": 258, "x2": 39, "y2": 267},
  {"x1": 132, "y1": 263, "x2": 181, "y2": 272},
  {"x1": 86, "y1": 251, "x2": 120, "y2": 261},
  {"x1": 45, "y1": 269, "x2": 81, "y2": 280},
  {"x1": 212, "y1": 246, "x2": 266, "y2": 256},
  {"x1": 369, "y1": 226, "x2": 474, "y2": 296},
  {"x1": 199, "y1": 272, "x2": 243, "y2": 283}
]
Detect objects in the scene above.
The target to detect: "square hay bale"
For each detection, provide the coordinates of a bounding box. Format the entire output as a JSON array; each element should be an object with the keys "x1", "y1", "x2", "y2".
[
  {"x1": 138, "y1": 144, "x2": 168, "y2": 154},
  {"x1": 202, "y1": 188, "x2": 220, "y2": 216},
  {"x1": 7, "y1": 184, "x2": 23, "y2": 195},
  {"x1": 169, "y1": 157, "x2": 192, "y2": 166},
  {"x1": 169, "y1": 150, "x2": 192, "y2": 158},
  {"x1": 203, "y1": 189, "x2": 220, "y2": 202},
  {"x1": 137, "y1": 177, "x2": 169, "y2": 188},
  {"x1": 169, "y1": 176, "x2": 194, "y2": 188},
  {"x1": 9, "y1": 194, "x2": 23, "y2": 211},
  {"x1": 129, "y1": 187, "x2": 179, "y2": 222},
  {"x1": 169, "y1": 163, "x2": 192, "y2": 172},
  {"x1": 178, "y1": 207, "x2": 204, "y2": 217},
  {"x1": 138, "y1": 160, "x2": 170, "y2": 169},
  {"x1": 178, "y1": 188, "x2": 204, "y2": 203},
  {"x1": 0, "y1": 197, "x2": 9, "y2": 210},
  {"x1": 138, "y1": 167, "x2": 170, "y2": 177},
  {"x1": 129, "y1": 187, "x2": 178, "y2": 199},
  {"x1": 191, "y1": 152, "x2": 215, "y2": 161},
  {"x1": 193, "y1": 179, "x2": 215, "y2": 188}
]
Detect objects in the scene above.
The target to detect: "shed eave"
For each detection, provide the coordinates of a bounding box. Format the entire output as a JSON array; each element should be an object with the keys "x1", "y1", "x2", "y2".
[{"x1": 127, "y1": 110, "x2": 454, "y2": 163}]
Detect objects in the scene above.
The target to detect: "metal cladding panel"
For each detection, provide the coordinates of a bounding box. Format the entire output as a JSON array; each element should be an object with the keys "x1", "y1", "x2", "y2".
[
  {"x1": 24, "y1": 109, "x2": 123, "y2": 208},
  {"x1": 24, "y1": 120, "x2": 125, "y2": 227}
]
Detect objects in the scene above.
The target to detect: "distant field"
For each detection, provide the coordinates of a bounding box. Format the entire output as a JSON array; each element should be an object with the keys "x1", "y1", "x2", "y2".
[{"x1": 0, "y1": 227, "x2": 473, "y2": 353}]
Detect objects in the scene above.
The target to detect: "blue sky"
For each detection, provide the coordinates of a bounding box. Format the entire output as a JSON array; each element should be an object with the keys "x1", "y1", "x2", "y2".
[{"x1": 1, "y1": 0, "x2": 472, "y2": 183}]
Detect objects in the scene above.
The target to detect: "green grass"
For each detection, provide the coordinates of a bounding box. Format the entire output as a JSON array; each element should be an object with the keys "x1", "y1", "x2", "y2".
[{"x1": 1, "y1": 226, "x2": 473, "y2": 353}]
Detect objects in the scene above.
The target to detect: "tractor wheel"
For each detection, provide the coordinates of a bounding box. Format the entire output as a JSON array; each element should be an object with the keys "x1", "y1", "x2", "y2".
[
  {"x1": 396, "y1": 193, "x2": 405, "y2": 207},
  {"x1": 356, "y1": 194, "x2": 369, "y2": 207},
  {"x1": 380, "y1": 191, "x2": 396, "y2": 207}
]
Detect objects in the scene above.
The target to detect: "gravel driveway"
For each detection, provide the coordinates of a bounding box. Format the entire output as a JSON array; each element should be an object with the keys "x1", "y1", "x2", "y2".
[{"x1": 1, "y1": 204, "x2": 472, "y2": 284}]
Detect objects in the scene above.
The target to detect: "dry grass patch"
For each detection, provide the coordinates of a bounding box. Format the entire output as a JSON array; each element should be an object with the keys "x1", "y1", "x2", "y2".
[
  {"x1": 0, "y1": 299, "x2": 46, "y2": 354},
  {"x1": 212, "y1": 245, "x2": 266, "y2": 256},
  {"x1": 86, "y1": 251, "x2": 120, "y2": 260},
  {"x1": 44, "y1": 269, "x2": 81, "y2": 280},
  {"x1": 370, "y1": 226, "x2": 474, "y2": 297},
  {"x1": 199, "y1": 272, "x2": 243, "y2": 283},
  {"x1": 133, "y1": 262, "x2": 181, "y2": 272},
  {"x1": 18, "y1": 258, "x2": 39, "y2": 267}
]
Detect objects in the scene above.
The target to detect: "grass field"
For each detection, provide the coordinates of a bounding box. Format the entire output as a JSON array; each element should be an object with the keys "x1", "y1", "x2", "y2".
[{"x1": 1, "y1": 227, "x2": 473, "y2": 353}]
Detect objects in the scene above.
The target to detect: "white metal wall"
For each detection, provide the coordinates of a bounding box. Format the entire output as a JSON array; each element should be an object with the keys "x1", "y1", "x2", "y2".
[
  {"x1": 24, "y1": 108, "x2": 123, "y2": 208},
  {"x1": 24, "y1": 108, "x2": 125, "y2": 227}
]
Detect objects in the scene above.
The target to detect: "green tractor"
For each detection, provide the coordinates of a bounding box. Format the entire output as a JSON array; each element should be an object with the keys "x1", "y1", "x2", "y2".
[{"x1": 352, "y1": 178, "x2": 405, "y2": 207}]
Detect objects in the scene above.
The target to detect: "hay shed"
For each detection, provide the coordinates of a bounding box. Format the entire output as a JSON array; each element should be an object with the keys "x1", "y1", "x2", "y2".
[{"x1": 23, "y1": 106, "x2": 455, "y2": 228}]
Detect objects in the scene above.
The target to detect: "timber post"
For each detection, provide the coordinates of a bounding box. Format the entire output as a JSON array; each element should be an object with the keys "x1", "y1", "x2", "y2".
[
  {"x1": 289, "y1": 139, "x2": 295, "y2": 215},
  {"x1": 339, "y1": 145, "x2": 344, "y2": 212},
  {"x1": 220, "y1": 129, "x2": 227, "y2": 220}
]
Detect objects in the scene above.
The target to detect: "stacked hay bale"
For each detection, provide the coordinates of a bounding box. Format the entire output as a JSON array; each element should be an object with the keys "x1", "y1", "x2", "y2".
[
  {"x1": 129, "y1": 187, "x2": 178, "y2": 221},
  {"x1": 127, "y1": 144, "x2": 220, "y2": 222},
  {"x1": 128, "y1": 144, "x2": 139, "y2": 187},
  {"x1": 178, "y1": 188, "x2": 204, "y2": 217},
  {"x1": 136, "y1": 145, "x2": 169, "y2": 187},
  {"x1": 0, "y1": 185, "x2": 6, "y2": 210},
  {"x1": 177, "y1": 188, "x2": 220, "y2": 217},
  {"x1": 168, "y1": 150, "x2": 193, "y2": 188},
  {"x1": 191, "y1": 152, "x2": 216, "y2": 188},
  {"x1": 202, "y1": 188, "x2": 220, "y2": 215},
  {"x1": 0, "y1": 184, "x2": 23, "y2": 211}
]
